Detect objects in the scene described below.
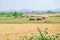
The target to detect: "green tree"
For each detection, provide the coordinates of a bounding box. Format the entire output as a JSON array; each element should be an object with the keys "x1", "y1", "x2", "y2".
[{"x1": 13, "y1": 12, "x2": 19, "y2": 18}]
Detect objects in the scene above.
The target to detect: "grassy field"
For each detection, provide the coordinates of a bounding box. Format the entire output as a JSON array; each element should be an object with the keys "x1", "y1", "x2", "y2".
[{"x1": 0, "y1": 14, "x2": 60, "y2": 24}]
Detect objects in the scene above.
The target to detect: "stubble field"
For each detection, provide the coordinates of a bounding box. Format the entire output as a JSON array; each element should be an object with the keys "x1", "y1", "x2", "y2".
[{"x1": 0, "y1": 24, "x2": 60, "y2": 35}]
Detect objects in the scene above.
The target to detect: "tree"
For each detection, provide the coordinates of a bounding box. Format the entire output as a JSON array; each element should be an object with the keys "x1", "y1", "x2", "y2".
[{"x1": 13, "y1": 12, "x2": 19, "y2": 18}]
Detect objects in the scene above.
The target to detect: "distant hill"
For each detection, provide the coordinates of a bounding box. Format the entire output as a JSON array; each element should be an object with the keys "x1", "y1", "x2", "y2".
[
  {"x1": 0, "y1": 8, "x2": 60, "y2": 13},
  {"x1": 50, "y1": 8, "x2": 60, "y2": 13},
  {"x1": 20, "y1": 9, "x2": 60, "y2": 13}
]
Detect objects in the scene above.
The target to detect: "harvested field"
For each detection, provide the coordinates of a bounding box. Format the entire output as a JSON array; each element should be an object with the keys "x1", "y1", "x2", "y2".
[
  {"x1": 0, "y1": 24, "x2": 60, "y2": 40},
  {"x1": 0, "y1": 24, "x2": 60, "y2": 35}
]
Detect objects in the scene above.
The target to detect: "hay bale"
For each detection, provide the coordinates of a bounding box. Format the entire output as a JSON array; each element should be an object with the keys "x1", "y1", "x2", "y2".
[
  {"x1": 29, "y1": 17, "x2": 36, "y2": 20},
  {"x1": 41, "y1": 15, "x2": 49, "y2": 19},
  {"x1": 37, "y1": 18, "x2": 42, "y2": 20},
  {"x1": 30, "y1": 16, "x2": 35, "y2": 17}
]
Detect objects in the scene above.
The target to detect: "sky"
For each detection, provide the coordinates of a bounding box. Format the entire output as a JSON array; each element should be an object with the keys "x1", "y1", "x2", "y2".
[{"x1": 0, "y1": 0, "x2": 60, "y2": 11}]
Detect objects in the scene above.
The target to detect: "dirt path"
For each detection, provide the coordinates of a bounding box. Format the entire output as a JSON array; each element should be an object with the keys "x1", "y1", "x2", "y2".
[{"x1": 0, "y1": 24, "x2": 60, "y2": 35}]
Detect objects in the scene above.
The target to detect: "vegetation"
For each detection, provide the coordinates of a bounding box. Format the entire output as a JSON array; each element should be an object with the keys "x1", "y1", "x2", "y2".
[
  {"x1": 19, "y1": 27, "x2": 60, "y2": 40},
  {"x1": 0, "y1": 12, "x2": 60, "y2": 24},
  {"x1": 13, "y1": 12, "x2": 20, "y2": 18}
]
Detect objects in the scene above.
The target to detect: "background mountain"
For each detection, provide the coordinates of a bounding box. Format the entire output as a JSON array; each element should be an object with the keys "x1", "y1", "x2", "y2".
[
  {"x1": 50, "y1": 8, "x2": 60, "y2": 13},
  {"x1": 0, "y1": 8, "x2": 60, "y2": 13}
]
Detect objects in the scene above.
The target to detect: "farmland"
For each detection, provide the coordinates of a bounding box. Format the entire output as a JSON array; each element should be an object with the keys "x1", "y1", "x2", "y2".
[
  {"x1": 0, "y1": 24, "x2": 60, "y2": 40},
  {"x1": 0, "y1": 0, "x2": 60, "y2": 39},
  {"x1": 0, "y1": 12, "x2": 60, "y2": 40}
]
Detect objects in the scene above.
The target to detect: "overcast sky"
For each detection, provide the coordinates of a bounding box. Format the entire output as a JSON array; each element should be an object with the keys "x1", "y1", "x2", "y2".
[{"x1": 0, "y1": 0, "x2": 60, "y2": 11}]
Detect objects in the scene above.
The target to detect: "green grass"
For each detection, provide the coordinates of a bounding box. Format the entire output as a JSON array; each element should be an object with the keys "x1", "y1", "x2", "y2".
[
  {"x1": 0, "y1": 13, "x2": 60, "y2": 24},
  {"x1": 49, "y1": 17, "x2": 60, "y2": 23},
  {"x1": 0, "y1": 16, "x2": 60, "y2": 24}
]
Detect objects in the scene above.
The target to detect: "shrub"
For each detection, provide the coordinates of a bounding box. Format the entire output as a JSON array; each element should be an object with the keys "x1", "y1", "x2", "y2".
[
  {"x1": 6, "y1": 15, "x2": 12, "y2": 17},
  {"x1": 19, "y1": 27, "x2": 60, "y2": 40}
]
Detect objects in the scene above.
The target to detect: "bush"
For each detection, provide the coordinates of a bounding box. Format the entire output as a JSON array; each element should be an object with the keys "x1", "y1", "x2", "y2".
[
  {"x1": 19, "y1": 27, "x2": 60, "y2": 40},
  {"x1": 6, "y1": 15, "x2": 12, "y2": 17}
]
